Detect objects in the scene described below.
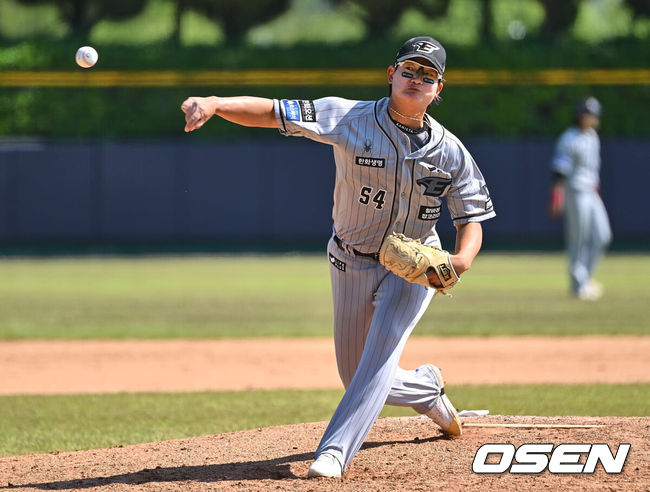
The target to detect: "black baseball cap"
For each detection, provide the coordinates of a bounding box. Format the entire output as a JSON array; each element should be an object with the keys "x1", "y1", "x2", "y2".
[
  {"x1": 576, "y1": 96, "x2": 602, "y2": 117},
  {"x1": 395, "y1": 36, "x2": 446, "y2": 76}
]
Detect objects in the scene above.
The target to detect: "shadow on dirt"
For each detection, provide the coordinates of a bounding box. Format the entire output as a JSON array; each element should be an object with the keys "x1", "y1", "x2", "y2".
[{"x1": 2, "y1": 435, "x2": 446, "y2": 489}]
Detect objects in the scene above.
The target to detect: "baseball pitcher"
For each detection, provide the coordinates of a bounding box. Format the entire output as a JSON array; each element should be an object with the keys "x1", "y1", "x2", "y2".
[{"x1": 181, "y1": 36, "x2": 495, "y2": 478}]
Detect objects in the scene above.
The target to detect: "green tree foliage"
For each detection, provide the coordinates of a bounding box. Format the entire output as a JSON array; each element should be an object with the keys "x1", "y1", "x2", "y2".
[
  {"x1": 331, "y1": 0, "x2": 451, "y2": 36},
  {"x1": 537, "y1": 0, "x2": 580, "y2": 39},
  {"x1": 170, "y1": 0, "x2": 291, "y2": 44},
  {"x1": 625, "y1": 0, "x2": 650, "y2": 17},
  {"x1": 15, "y1": 0, "x2": 148, "y2": 37},
  {"x1": 478, "y1": 0, "x2": 493, "y2": 40},
  {"x1": 479, "y1": 0, "x2": 581, "y2": 42}
]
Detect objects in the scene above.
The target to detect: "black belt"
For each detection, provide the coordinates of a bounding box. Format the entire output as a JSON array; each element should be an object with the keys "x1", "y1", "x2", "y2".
[{"x1": 334, "y1": 235, "x2": 379, "y2": 260}]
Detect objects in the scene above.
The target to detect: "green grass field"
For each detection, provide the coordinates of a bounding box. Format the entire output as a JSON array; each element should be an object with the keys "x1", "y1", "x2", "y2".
[
  {"x1": 0, "y1": 253, "x2": 648, "y2": 338},
  {"x1": 0, "y1": 252, "x2": 648, "y2": 457},
  {"x1": 1, "y1": 384, "x2": 648, "y2": 457}
]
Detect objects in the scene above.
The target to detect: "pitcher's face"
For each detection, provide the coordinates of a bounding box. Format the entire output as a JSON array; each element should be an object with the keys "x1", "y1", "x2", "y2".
[{"x1": 388, "y1": 59, "x2": 443, "y2": 109}]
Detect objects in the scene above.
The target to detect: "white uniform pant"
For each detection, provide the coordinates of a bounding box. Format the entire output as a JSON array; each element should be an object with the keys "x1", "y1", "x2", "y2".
[
  {"x1": 564, "y1": 189, "x2": 612, "y2": 293},
  {"x1": 315, "y1": 236, "x2": 443, "y2": 471}
]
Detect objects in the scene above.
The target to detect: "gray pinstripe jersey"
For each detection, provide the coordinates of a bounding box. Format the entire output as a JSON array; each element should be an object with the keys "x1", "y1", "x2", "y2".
[
  {"x1": 274, "y1": 96, "x2": 495, "y2": 253},
  {"x1": 551, "y1": 127, "x2": 601, "y2": 192}
]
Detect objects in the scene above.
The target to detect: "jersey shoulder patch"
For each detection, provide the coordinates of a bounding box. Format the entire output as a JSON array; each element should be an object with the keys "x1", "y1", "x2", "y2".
[{"x1": 282, "y1": 100, "x2": 316, "y2": 122}]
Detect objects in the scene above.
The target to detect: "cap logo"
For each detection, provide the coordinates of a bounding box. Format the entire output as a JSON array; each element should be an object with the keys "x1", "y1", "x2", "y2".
[
  {"x1": 413, "y1": 41, "x2": 439, "y2": 54},
  {"x1": 585, "y1": 97, "x2": 601, "y2": 115}
]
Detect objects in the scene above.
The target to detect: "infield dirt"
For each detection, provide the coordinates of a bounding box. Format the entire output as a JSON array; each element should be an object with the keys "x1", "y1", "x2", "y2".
[{"x1": 1, "y1": 336, "x2": 648, "y2": 394}]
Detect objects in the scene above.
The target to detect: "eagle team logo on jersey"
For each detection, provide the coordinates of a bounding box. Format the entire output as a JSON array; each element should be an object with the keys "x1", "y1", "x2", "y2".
[
  {"x1": 417, "y1": 176, "x2": 451, "y2": 197},
  {"x1": 363, "y1": 139, "x2": 372, "y2": 153}
]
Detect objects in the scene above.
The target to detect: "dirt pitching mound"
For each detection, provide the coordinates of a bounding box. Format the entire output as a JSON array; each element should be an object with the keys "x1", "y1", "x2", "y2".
[{"x1": 1, "y1": 415, "x2": 647, "y2": 491}]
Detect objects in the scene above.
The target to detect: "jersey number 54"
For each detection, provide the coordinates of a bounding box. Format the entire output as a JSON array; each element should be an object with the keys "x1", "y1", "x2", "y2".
[{"x1": 359, "y1": 186, "x2": 386, "y2": 210}]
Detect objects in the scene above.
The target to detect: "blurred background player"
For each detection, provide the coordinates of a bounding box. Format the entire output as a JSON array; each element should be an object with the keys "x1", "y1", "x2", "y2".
[{"x1": 549, "y1": 97, "x2": 612, "y2": 300}]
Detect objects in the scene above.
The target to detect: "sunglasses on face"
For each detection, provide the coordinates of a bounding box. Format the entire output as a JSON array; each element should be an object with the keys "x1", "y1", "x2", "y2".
[{"x1": 396, "y1": 62, "x2": 440, "y2": 85}]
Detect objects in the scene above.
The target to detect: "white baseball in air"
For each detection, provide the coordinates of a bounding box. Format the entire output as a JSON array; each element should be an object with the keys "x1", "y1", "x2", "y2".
[{"x1": 75, "y1": 46, "x2": 98, "y2": 68}]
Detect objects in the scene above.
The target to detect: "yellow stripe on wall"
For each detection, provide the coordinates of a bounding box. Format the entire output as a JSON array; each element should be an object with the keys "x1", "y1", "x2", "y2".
[{"x1": 0, "y1": 69, "x2": 649, "y2": 87}]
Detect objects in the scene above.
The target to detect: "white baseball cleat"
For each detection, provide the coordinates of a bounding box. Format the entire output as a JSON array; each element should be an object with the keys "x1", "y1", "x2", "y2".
[
  {"x1": 308, "y1": 452, "x2": 342, "y2": 478},
  {"x1": 425, "y1": 364, "x2": 462, "y2": 436},
  {"x1": 576, "y1": 281, "x2": 603, "y2": 301}
]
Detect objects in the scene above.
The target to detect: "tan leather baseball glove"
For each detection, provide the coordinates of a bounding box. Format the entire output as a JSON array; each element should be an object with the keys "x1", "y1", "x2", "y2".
[{"x1": 379, "y1": 233, "x2": 460, "y2": 294}]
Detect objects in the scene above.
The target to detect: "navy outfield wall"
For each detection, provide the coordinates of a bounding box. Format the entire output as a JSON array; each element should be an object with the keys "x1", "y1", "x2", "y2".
[{"x1": 0, "y1": 138, "x2": 648, "y2": 252}]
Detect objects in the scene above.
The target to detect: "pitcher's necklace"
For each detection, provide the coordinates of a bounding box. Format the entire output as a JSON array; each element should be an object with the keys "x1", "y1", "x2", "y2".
[{"x1": 389, "y1": 105, "x2": 424, "y2": 122}]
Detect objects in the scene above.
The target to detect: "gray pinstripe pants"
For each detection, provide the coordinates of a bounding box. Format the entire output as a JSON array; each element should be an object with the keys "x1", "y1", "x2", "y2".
[
  {"x1": 316, "y1": 236, "x2": 443, "y2": 471},
  {"x1": 565, "y1": 189, "x2": 612, "y2": 293}
]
